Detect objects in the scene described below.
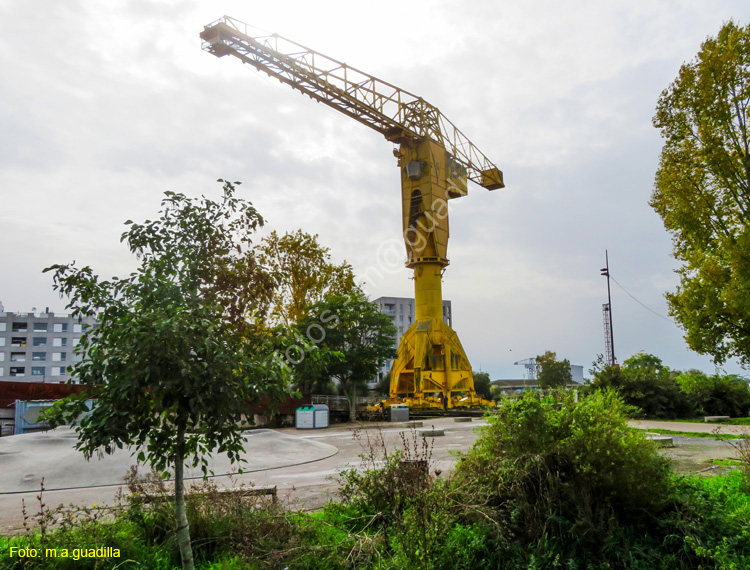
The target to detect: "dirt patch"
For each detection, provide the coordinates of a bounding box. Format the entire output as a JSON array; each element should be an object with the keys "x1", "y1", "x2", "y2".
[{"x1": 659, "y1": 435, "x2": 742, "y2": 476}]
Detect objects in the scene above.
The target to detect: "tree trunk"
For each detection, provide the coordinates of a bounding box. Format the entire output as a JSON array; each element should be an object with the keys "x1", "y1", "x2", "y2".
[
  {"x1": 349, "y1": 383, "x2": 357, "y2": 422},
  {"x1": 174, "y1": 424, "x2": 195, "y2": 570}
]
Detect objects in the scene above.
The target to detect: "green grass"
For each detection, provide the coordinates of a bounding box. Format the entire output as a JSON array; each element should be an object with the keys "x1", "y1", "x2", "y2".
[
  {"x1": 713, "y1": 458, "x2": 746, "y2": 467},
  {"x1": 642, "y1": 427, "x2": 743, "y2": 439},
  {"x1": 660, "y1": 417, "x2": 750, "y2": 426}
]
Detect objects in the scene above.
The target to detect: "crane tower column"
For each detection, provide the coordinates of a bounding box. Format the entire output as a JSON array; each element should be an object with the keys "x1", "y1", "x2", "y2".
[{"x1": 387, "y1": 139, "x2": 480, "y2": 409}]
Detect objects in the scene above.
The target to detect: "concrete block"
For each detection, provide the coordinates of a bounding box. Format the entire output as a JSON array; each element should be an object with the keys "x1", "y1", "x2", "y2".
[
  {"x1": 704, "y1": 416, "x2": 730, "y2": 422},
  {"x1": 454, "y1": 417, "x2": 472, "y2": 423},
  {"x1": 647, "y1": 435, "x2": 674, "y2": 447},
  {"x1": 404, "y1": 421, "x2": 423, "y2": 428},
  {"x1": 418, "y1": 428, "x2": 445, "y2": 437}
]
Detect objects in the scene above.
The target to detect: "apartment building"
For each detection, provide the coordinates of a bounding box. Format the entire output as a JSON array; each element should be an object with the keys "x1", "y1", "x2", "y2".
[
  {"x1": 371, "y1": 296, "x2": 452, "y2": 387},
  {"x1": 0, "y1": 309, "x2": 96, "y2": 383}
]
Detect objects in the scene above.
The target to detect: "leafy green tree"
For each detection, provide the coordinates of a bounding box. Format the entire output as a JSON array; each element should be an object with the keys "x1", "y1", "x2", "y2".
[
  {"x1": 536, "y1": 351, "x2": 572, "y2": 389},
  {"x1": 257, "y1": 229, "x2": 359, "y2": 326},
  {"x1": 677, "y1": 370, "x2": 750, "y2": 417},
  {"x1": 650, "y1": 21, "x2": 750, "y2": 366},
  {"x1": 296, "y1": 293, "x2": 397, "y2": 420},
  {"x1": 42, "y1": 181, "x2": 288, "y2": 570},
  {"x1": 472, "y1": 371, "x2": 492, "y2": 400},
  {"x1": 589, "y1": 352, "x2": 693, "y2": 418}
]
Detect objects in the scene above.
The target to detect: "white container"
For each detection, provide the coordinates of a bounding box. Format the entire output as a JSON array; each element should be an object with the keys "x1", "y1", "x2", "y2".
[{"x1": 296, "y1": 404, "x2": 329, "y2": 429}]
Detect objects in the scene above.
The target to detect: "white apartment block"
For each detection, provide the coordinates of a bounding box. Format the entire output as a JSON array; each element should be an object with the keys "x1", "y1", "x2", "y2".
[
  {"x1": 371, "y1": 296, "x2": 452, "y2": 387},
  {"x1": 0, "y1": 309, "x2": 96, "y2": 383}
]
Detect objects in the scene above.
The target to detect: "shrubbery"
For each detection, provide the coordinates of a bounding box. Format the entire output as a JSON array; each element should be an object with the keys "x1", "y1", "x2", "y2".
[
  {"x1": 588, "y1": 353, "x2": 694, "y2": 418},
  {"x1": 677, "y1": 370, "x2": 750, "y2": 417},
  {"x1": 3, "y1": 391, "x2": 750, "y2": 569},
  {"x1": 587, "y1": 352, "x2": 750, "y2": 420},
  {"x1": 451, "y1": 390, "x2": 678, "y2": 565}
]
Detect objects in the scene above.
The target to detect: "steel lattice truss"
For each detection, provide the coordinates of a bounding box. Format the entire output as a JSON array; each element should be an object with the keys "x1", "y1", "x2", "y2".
[{"x1": 200, "y1": 16, "x2": 503, "y2": 190}]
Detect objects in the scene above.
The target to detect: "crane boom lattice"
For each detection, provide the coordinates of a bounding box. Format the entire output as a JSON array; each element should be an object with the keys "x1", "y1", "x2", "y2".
[
  {"x1": 602, "y1": 303, "x2": 614, "y2": 366},
  {"x1": 200, "y1": 16, "x2": 503, "y2": 190}
]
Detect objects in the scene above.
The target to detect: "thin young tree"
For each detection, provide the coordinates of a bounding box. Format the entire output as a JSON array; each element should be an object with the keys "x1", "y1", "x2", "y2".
[{"x1": 42, "y1": 180, "x2": 288, "y2": 570}]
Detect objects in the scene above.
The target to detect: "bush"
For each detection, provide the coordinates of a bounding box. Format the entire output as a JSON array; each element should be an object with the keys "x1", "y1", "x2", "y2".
[
  {"x1": 589, "y1": 352, "x2": 694, "y2": 418},
  {"x1": 451, "y1": 390, "x2": 676, "y2": 565},
  {"x1": 677, "y1": 370, "x2": 750, "y2": 417}
]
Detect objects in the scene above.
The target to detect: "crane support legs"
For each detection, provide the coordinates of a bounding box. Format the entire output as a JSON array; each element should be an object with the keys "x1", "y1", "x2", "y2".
[{"x1": 389, "y1": 262, "x2": 479, "y2": 409}]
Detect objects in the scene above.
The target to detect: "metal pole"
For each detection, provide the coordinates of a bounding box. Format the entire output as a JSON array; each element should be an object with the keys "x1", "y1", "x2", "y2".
[{"x1": 601, "y1": 250, "x2": 616, "y2": 365}]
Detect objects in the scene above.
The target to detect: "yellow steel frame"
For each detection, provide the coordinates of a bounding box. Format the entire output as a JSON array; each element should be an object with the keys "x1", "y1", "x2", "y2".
[{"x1": 201, "y1": 17, "x2": 503, "y2": 409}]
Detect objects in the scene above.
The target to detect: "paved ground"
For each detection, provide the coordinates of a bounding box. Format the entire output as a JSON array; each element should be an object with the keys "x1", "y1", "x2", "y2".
[
  {"x1": 0, "y1": 418, "x2": 487, "y2": 534},
  {"x1": 629, "y1": 419, "x2": 750, "y2": 436},
  {"x1": 0, "y1": 418, "x2": 745, "y2": 535}
]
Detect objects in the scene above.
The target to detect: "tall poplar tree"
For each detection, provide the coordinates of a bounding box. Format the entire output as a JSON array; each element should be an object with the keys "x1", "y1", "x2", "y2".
[{"x1": 651, "y1": 21, "x2": 750, "y2": 365}]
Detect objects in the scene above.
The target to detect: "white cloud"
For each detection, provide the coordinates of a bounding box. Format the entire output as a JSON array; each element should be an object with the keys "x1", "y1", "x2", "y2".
[{"x1": 1, "y1": 0, "x2": 749, "y2": 378}]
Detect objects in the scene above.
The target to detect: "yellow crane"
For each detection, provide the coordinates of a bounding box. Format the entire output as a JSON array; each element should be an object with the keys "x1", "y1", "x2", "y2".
[{"x1": 200, "y1": 17, "x2": 503, "y2": 410}]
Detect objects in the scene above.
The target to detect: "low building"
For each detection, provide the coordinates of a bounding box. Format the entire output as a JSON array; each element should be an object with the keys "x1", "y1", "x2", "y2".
[{"x1": 0, "y1": 309, "x2": 96, "y2": 384}]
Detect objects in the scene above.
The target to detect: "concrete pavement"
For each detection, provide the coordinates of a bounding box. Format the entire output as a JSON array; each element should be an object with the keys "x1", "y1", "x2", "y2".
[{"x1": 0, "y1": 418, "x2": 487, "y2": 534}]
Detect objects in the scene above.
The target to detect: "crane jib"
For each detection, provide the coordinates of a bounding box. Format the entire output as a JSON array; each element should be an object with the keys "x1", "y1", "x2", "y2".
[{"x1": 200, "y1": 18, "x2": 504, "y2": 191}]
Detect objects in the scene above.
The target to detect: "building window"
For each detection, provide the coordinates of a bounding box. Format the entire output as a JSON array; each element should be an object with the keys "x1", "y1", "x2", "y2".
[
  {"x1": 33, "y1": 337, "x2": 47, "y2": 347},
  {"x1": 0, "y1": 353, "x2": 4, "y2": 361},
  {"x1": 32, "y1": 352, "x2": 46, "y2": 361},
  {"x1": 11, "y1": 337, "x2": 26, "y2": 347},
  {"x1": 0, "y1": 337, "x2": 5, "y2": 347},
  {"x1": 12, "y1": 322, "x2": 27, "y2": 333},
  {"x1": 33, "y1": 323, "x2": 48, "y2": 333},
  {"x1": 53, "y1": 323, "x2": 68, "y2": 333},
  {"x1": 52, "y1": 352, "x2": 67, "y2": 362},
  {"x1": 10, "y1": 366, "x2": 25, "y2": 377},
  {"x1": 73, "y1": 324, "x2": 82, "y2": 333},
  {"x1": 31, "y1": 367, "x2": 45, "y2": 376},
  {"x1": 10, "y1": 352, "x2": 26, "y2": 362},
  {"x1": 0, "y1": 322, "x2": 6, "y2": 332},
  {"x1": 52, "y1": 338, "x2": 68, "y2": 347}
]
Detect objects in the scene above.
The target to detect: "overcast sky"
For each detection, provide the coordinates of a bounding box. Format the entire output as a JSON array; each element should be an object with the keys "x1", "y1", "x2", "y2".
[{"x1": 2, "y1": 1, "x2": 749, "y2": 379}]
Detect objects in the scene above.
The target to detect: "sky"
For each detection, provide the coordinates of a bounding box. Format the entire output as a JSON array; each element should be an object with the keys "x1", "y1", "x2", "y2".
[{"x1": 2, "y1": 0, "x2": 749, "y2": 380}]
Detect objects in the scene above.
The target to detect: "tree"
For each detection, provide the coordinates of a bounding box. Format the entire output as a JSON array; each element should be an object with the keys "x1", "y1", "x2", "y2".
[
  {"x1": 650, "y1": 21, "x2": 750, "y2": 365},
  {"x1": 42, "y1": 181, "x2": 288, "y2": 570},
  {"x1": 676, "y1": 370, "x2": 750, "y2": 417},
  {"x1": 257, "y1": 229, "x2": 360, "y2": 326},
  {"x1": 296, "y1": 293, "x2": 397, "y2": 421},
  {"x1": 536, "y1": 351, "x2": 572, "y2": 389},
  {"x1": 472, "y1": 371, "x2": 492, "y2": 400},
  {"x1": 589, "y1": 352, "x2": 693, "y2": 419}
]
